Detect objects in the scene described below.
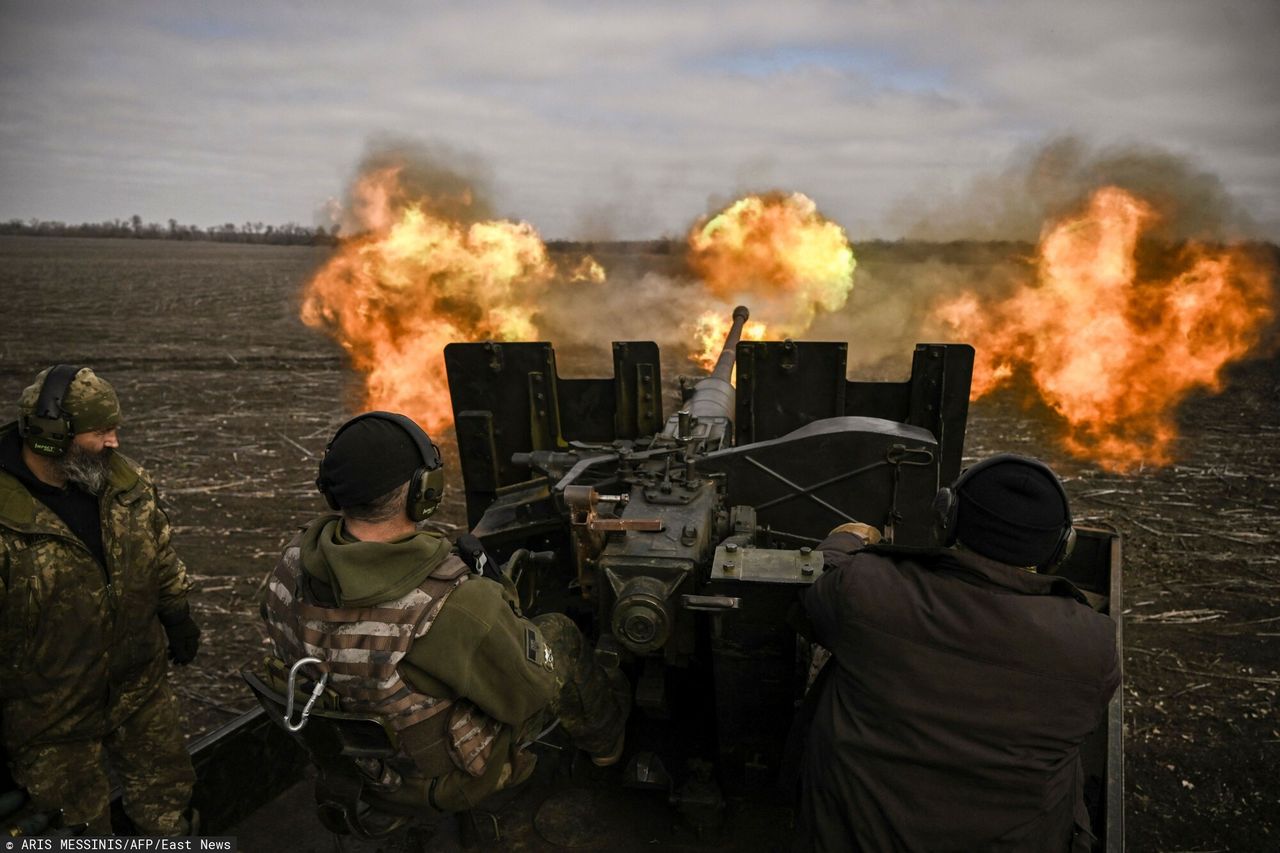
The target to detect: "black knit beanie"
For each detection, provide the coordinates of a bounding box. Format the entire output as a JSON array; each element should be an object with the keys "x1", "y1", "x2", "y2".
[
  {"x1": 318, "y1": 416, "x2": 423, "y2": 509},
  {"x1": 954, "y1": 456, "x2": 1070, "y2": 567}
]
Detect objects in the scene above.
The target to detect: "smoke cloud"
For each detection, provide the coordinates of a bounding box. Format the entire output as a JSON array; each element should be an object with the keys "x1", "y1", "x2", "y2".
[
  {"x1": 537, "y1": 256, "x2": 704, "y2": 379},
  {"x1": 342, "y1": 136, "x2": 497, "y2": 232},
  {"x1": 803, "y1": 241, "x2": 1035, "y2": 378},
  {"x1": 889, "y1": 136, "x2": 1260, "y2": 242}
]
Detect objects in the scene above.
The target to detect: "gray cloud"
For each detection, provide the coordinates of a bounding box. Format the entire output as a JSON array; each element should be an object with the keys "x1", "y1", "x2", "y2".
[{"x1": 1, "y1": 0, "x2": 1277, "y2": 238}]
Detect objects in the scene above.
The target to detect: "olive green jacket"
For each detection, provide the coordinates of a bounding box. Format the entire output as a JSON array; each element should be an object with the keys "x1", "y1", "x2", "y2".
[
  {"x1": 296, "y1": 516, "x2": 556, "y2": 723},
  {"x1": 292, "y1": 516, "x2": 556, "y2": 809},
  {"x1": 0, "y1": 424, "x2": 191, "y2": 749}
]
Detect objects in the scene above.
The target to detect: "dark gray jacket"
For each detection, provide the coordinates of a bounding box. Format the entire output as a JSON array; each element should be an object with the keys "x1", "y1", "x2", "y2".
[{"x1": 796, "y1": 531, "x2": 1120, "y2": 852}]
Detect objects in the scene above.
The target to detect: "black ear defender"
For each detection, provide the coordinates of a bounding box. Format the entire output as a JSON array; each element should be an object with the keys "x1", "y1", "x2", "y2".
[
  {"x1": 932, "y1": 484, "x2": 961, "y2": 545},
  {"x1": 933, "y1": 453, "x2": 1076, "y2": 571},
  {"x1": 317, "y1": 466, "x2": 339, "y2": 512},
  {"x1": 18, "y1": 364, "x2": 84, "y2": 458},
  {"x1": 316, "y1": 411, "x2": 444, "y2": 522}
]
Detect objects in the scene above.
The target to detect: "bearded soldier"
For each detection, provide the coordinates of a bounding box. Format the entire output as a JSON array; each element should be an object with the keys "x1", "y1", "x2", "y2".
[
  {"x1": 260, "y1": 412, "x2": 628, "y2": 819},
  {"x1": 0, "y1": 366, "x2": 199, "y2": 835}
]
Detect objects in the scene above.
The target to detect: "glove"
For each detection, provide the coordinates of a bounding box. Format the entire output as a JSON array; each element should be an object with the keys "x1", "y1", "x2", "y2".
[
  {"x1": 828, "y1": 521, "x2": 883, "y2": 544},
  {"x1": 159, "y1": 606, "x2": 202, "y2": 665}
]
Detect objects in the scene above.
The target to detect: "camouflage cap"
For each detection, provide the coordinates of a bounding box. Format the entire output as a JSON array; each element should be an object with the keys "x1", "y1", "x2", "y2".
[{"x1": 19, "y1": 366, "x2": 123, "y2": 433}]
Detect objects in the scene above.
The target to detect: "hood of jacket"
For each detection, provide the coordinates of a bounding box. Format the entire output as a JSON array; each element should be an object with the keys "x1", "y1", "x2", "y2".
[{"x1": 298, "y1": 514, "x2": 453, "y2": 607}]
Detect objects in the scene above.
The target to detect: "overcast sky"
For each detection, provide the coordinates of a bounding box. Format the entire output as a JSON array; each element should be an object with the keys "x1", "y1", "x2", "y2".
[{"x1": 2, "y1": 0, "x2": 1277, "y2": 240}]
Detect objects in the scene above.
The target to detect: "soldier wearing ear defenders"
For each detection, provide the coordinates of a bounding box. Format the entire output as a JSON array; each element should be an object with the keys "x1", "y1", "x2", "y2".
[
  {"x1": 261, "y1": 412, "x2": 628, "y2": 817},
  {"x1": 793, "y1": 454, "x2": 1120, "y2": 853},
  {"x1": 0, "y1": 366, "x2": 198, "y2": 835}
]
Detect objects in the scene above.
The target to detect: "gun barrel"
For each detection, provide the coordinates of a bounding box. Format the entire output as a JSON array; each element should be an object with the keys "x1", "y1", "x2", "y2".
[
  {"x1": 682, "y1": 305, "x2": 749, "y2": 427},
  {"x1": 708, "y1": 305, "x2": 751, "y2": 384}
]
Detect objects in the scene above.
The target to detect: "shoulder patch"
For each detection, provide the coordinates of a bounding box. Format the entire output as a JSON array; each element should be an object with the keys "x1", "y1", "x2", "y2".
[{"x1": 525, "y1": 627, "x2": 539, "y2": 664}]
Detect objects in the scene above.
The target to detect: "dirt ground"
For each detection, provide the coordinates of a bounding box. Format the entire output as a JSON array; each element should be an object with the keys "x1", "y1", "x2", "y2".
[{"x1": 1, "y1": 235, "x2": 1276, "y2": 850}]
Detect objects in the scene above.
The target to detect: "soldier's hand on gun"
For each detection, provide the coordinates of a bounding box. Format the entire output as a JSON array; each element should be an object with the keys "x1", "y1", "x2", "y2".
[
  {"x1": 828, "y1": 521, "x2": 883, "y2": 544},
  {"x1": 160, "y1": 606, "x2": 202, "y2": 665}
]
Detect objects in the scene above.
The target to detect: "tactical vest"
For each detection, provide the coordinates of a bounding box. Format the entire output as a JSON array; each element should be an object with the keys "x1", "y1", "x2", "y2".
[{"x1": 263, "y1": 536, "x2": 470, "y2": 734}]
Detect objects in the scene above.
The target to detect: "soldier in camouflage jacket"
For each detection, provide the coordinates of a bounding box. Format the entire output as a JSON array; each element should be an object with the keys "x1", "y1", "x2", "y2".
[
  {"x1": 262, "y1": 413, "x2": 628, "y2": 817},
  {"x1": 0, "y1": 366, "x2": 198, "y2": 835}
]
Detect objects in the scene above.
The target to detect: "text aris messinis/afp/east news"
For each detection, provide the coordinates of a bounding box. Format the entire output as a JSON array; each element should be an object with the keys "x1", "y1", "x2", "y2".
[{"x1": 5, "y1": 839, "x2": 236, "y2": 851}]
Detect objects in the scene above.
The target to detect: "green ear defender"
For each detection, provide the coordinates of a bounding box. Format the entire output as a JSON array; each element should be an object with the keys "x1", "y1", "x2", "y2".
[
  {"x1": 411, "y1": 463, "x2": 445, "y2": 522},
  {"x1": 18, "y1": 365, "x2": 84, "y2": 457}
]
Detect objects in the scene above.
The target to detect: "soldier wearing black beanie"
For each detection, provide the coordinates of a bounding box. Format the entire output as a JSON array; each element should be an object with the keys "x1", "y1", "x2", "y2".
[
  {"x1": 317, "y1": 415, "x2": 426, "y2": 510},
  {"x1": 795, "y1": 453, "x2": 1118, "y2": 852},
  {"x1": 257, "y1": 410, "x2": 631, "y2": 828},
  {"x1": 951, "y1": 453, "x2": 1075, "y2": 569}
]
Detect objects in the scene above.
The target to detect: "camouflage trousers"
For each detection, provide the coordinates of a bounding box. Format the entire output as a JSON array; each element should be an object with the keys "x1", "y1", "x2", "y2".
[
  {"x1": 8, "y1": 682, "x2": 195, "y2": 835},
  {"x1": 531, "y1": 613, "x2": 629, "y2": 757}
]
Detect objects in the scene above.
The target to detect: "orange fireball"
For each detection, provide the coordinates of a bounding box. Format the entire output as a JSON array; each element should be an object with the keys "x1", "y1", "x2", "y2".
[
  {"x1": 686, "y1": 192, "x2": 856, "y2": 366},
  {"x1": 932, "y1": 186, "x2": 1275, "y2": 471},
  {"x1": 301, "y1": 166, "x2": 558, "y2": 433},
  {"x1": 691, "y1": 311, "x2": 768, "y2": 372},
  {"x1": 569, "y1": 255, "x2": 607, "y2": 284}
]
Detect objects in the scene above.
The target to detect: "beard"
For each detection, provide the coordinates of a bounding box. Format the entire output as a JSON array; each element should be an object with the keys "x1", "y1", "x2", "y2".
[{"x1": 58, "y1": 444, "x2": 113, "y2": 495}]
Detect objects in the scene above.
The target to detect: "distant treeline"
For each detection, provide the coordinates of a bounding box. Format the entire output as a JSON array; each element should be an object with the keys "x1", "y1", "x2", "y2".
[
  {"x1": 4, "y1": 222, "x2": 1270, "y2": 263},
  {"x1": 0, "y1": 216, "x2": 339, "y2": 246}
]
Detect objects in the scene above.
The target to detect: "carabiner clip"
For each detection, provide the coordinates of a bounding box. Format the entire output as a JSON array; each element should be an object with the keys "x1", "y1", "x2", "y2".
[{"x1": 283, "y1": 656, "x2": 329, "y2": 733}]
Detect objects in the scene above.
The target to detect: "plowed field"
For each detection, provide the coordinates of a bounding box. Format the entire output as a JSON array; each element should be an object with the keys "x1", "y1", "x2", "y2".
[{"x1": 1, "y1": 235, "x2": 1276, "y2": 850}]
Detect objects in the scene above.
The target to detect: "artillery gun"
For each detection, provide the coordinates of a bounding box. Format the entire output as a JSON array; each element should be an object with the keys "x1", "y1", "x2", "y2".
[
  {"x1": 445, "y1": 306, "x2": 975, "y2": 793},
  {"x1": 437, "y1": 305, "x2": 1120, "y2": 846},
  {"x1": 1, "y1": 308, "x2": 1123, "y2": 850}
]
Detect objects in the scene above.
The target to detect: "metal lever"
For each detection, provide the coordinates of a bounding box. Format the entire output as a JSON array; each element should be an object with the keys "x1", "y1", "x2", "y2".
[
  {"x1": 565, "y1": 484, "x2": 663, "y2": 532},
  {"x1": 680, "y1": 594, "x2": 741, "y2": 612},
  {"x1": 284, "y1": 656, "x2": 329, "y2": 733}
]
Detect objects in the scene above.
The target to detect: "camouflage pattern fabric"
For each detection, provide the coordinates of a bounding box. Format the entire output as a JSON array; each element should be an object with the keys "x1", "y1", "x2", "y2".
[
  {"x1": 8, "y1": 683, "x2": 194, "y2": 835},
  {"x1": 0, "y1": 441, "x2": 191, "y2": 743},
  {"x1": 19, "y1": 367, "x2": 122, "y2": 434},
  {"x1": 0, "y1": 421, "x2": 193, "y2": 830},
  {"x1": 445, "y1": 699, "x2": 502, "y2": 777},
  {"x1": 263, "y1": 540, "x2": 468, "y2": 734},
  {"x1": 532, "y1": 613, "x2": 629, "y2": 757}
]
